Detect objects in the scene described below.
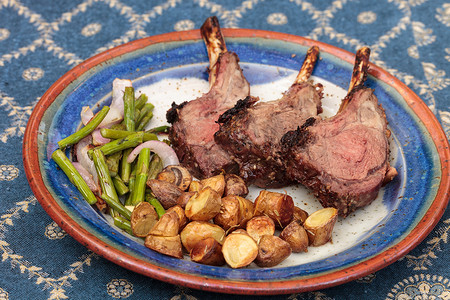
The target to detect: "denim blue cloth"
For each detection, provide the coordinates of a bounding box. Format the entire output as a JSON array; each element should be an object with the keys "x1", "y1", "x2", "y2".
[{"x1": 0, "y1": 0, "x2": 449, "y2": 299}]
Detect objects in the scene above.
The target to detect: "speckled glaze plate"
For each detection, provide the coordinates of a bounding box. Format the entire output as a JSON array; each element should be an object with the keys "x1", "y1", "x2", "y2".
[{"x1": 23, "y1": 29, "x2": 450, "y2": 295}]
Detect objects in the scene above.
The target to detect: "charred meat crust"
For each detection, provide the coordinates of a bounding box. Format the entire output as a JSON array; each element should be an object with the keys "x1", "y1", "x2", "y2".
[
  {"x1": 166, "y1": 101, "x2": 188, "y2": 124},
  {"x1": 217, "y1": 96, "x2": 258, "y2": 124},
  {"x1": 280, "y1": 117, "x2": 316, "y2": 149}
]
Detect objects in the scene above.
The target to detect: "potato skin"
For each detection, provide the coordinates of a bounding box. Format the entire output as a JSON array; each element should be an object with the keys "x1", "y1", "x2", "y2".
[
  {"x1": 176, "y1": 191, "x2": 196, "y2": 209},
  {"x1": 180, "y1": 221, "x2": 225, "y2": 252},
  {"x1": 130, "y1": 202, "x2": 158, "y2": 237},
  {"x1": 292, "y1": 206, "x2": 309, "y2": 224},
  {"x1": 255, "y1": 235, "x2": 292, "y2": 267},
  {"x1": 185, "y1": 187, "x2": 221, "y2": 221},
  {"x1": 148, "y1": 210, "x2": 180, "y2": 237},
  {"x1": 145, "y1": 235, "x2": 183, "y2": 259},
  {"x1": 166, "y1": 205, "x2": 187, "y2": 229},
  {"x1": 200, "y1": 174, "x2": 225, "y2": 197},
  {"x1": 253, "y1": 190, "x2": 294, "y2": 228},
  {"x1": 279, "y1": 221, "x2": 309, "y2": 253},
  {"x1": 214, "y1": 195, "x2": 240, "y2": 231},
  {"x1": 246, "y1": 216, "x2": 275, "y2": 242},
  {"x1": 224, "y1": 174, "x2": 248, "y2": 197},
  {"x1": 190, "y1": 237, "x2": 226, "y2": 266}
]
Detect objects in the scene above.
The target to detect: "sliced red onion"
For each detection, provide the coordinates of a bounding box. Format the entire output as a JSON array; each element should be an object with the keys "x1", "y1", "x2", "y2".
[
  {"x1": 73, "y1": 162, "x2": 99, "y2": 194},
  {"x1": 127, "y1": 140, "x2": 179, "y2": 167},
  {"x1": 99, "y1": 78, "x2": 132, "y2": 127},
  {"x1": 75, "y1": 136, "x2": 99, "y2": 185},
  {"x1": 91, "y1": 128, "x2": 110, "y2": 146},
  {"x1": 80, "y1": 106, "x2": 94, "y2": 126}
]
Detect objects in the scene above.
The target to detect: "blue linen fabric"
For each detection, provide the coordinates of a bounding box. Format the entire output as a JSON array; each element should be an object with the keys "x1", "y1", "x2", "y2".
[{"x1": 0, "y1": 0, "x2": 449, "y2": 299}]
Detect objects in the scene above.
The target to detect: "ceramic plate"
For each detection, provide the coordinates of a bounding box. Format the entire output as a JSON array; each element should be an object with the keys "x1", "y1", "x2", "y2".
[{"x1": 23, "y1": 29, "x2": 450, "y2": 295}]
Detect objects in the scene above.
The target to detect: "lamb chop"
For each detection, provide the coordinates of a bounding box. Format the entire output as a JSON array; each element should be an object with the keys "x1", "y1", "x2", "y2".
[
  {"x1": 214, "y1": 46, "x2": 323, "y2": 188},
  {"x1": 166, "y1": 16, "x2": 250, "y2": 179},
  {"x1": 281, "y1": 47, "x2": 397, "y2": 217}
]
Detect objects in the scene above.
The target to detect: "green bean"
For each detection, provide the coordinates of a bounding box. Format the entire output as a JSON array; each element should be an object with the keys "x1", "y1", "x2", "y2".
[
  {"x1": 147, "y1": 154, "x2": 163, "y2": 181},
  {"x1": 90, "y1": 131, "x2": 144, "y2": 157},
  {"x1": 92, "y1": 149, "x2": 119, "y2": 203},
  {"x1": 101, "y1": 194, "x2": 132, "y2": 220},
  {"x1": 135, "y1": 93, "x2": 148, "y2": 111},
  {"x1": 120, "y1": 148, "x2": 133, "y2": 184},
  {"x1": 105, "y1": 151, "x2": 122, "y2": 177},
  {"x1": 123, "y1": 86, "x2": 135, "y2": 132},
  {"x1": 51, "y1": 149, "x2": 97, "y2": 205},
  {"x1": 145, "y1": 193, "x2": 165, "y2": 218},
  {"x1": 58, "y1": 106, "x2": 109, "y2": 149},
  {"x1": 100, "y1": 129, "x2": 157, "y2": 141},
  {"x1": 113, "y1": 216, "x2": 133, "y2": 235},
  {"x1": 129, "y1": 148, "x2": 151, "y2": 206},
  {"x1": 112, "y1": 175, "x2": 129, "y2": 196}
]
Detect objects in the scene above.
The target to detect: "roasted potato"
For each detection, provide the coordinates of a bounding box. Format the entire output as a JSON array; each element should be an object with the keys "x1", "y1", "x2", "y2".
[
  {"x1": 246, "y1": 215, "x2": 275, "y2": 242},
  {"x1": 200, "y1": 174, "x2": 225, "y2": 197},
  {"x1": 145, "y1": 234, "x2": 183, "y2": 259},
  {"x1": 303, "y1": 207, "x2": 338, "y2": 246},
  {"x1": 253, "y1": 190, "x2": 294, "y2": 228},
  {"x1": 190, "y1": 237, "x2": 226, "y2": 266},
  {"x1": 237, "y1": 195, "x2": 254, "y2": 226},
  {"x1": 166, "y1": 205, "x2": 187, "y2": 229},
  {"x1": 224, "y1": 174, "x2": 248, "y2": 197},
  {"x1": 176, "y1": 191, "x2": 196, "y2": 209},
  {"x1": 130, "y1": 202, "x2": 158, "y2": 237},
  {"x1": 188, "y1": 181, "x2": 203, "y2": 192},
  {"x1": 279, "y1": 221, "x2": 309, "y2": 252},
  {"x1": 180, "y1": 221, "x2": 226, "y2": 252},
  {"x1": 213, "y1": 195, "x2": 240, "y2": 231},
  {"x1": 148, "y1": 210, "x2": 180, "y2": 237},
  {"x1": 255, "y1": 235, "x2": 292, "y2": 267},
  {"x1": 185, "y1": 187, "x2": 221, "y2": 221},
  {"x1": 292, "y1": 206, "x2": 309, "y2": 224},
  {"x1": 157, "y1": 165, "x2": 192, "y2": 191},
  {"x1": 147, "y1": 179, "x2": 183, "y2": 209},
  {"x1": 222, "y1": 230, "x2": 258, "y2": 268}
]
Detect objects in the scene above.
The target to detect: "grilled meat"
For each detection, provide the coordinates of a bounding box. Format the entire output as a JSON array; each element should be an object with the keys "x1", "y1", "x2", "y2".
[
  {"x1": 166, "y1": 16, "x2": 250, "y2": 179},
  {"x1": 214, "y1": 46, "x2": 323, "y2": 188},
  {"x1": 281, "y1": 47, "x2": 397, "y2": 216}
]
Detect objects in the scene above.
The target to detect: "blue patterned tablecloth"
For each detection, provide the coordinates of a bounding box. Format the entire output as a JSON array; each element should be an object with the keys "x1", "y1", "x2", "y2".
[{"x1": 0, "y1": 0, "x2": 449, "y2": 299}]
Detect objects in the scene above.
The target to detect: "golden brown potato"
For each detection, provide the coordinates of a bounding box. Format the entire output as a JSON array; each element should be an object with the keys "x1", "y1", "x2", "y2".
[
  {"x1": 180, "y1": 221, "x2": 226, "y2": 252},
  {"x1": 222, "y1": 231, "x2": 258, "y2": 268},
  {"x1": 176, "y1": 191, "x2": 196, "y2": 209},
  {"x1": 190, "y1": 237, "x2": 226, "y2": 266},
  {"x1": 255, "y1": 235, "x2": 292, "y2": 267},
  {"x1": 237, "y1": 196, "x2": 254, "y2": 226},
  {"x1": 200, "y1": 174, "x2": 225, "y2": 197},
  {"x1": 147, "y1": 179, "x2": 183, "y2": 209},
  {"x1": 166, "y1": 205, "x2": 187, "y2": 229},
  {"x1": 185, "y1": 187, "x2": 221, "y2": 221},
  {"x1": 157, "y1": 165, "x2": 192, "y2": 191},
  {"x1": 188, "y1": 181, "x2": 203, "y2": 192},
  {"x1": 292, "y1": 206, "x2": 309, "y2": 224},
  {"x1": 303, "y1": 207, "x2": 338, "y2": 246},
  {"x1": 145, "y1": 235, "x2": 183, "y2": 258},
  {"x1": 246, "y1": 216, "x2": 275, "y2": 242},
  {"x1": 253, "y1": 190, "x2": 294, "y2": 228},
  {"x1": 279, "y1": 221, "x2": 309, "y2": 252},
  {"x1": 224, "y1": 174, "x2": 248, "y2": 197},
  {"x1": 130, "y1": 202, "x2": 158, "y2": 237},
  {"x1": 214, "y1": 195, "x2": 254, "y2": 231},
  {"x1": 213, "y1": 195, "x2": 240, "y2": 231},
  {"x1": 148, "y1": 210, "x2": 180, "y2": 237}
]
